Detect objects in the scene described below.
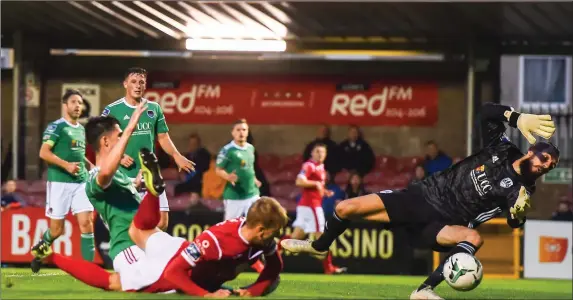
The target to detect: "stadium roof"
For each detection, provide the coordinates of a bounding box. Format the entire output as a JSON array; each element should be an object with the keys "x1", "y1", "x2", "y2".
[{"x1": 2, "y1": 1, "x2": 573, "y2": 54}]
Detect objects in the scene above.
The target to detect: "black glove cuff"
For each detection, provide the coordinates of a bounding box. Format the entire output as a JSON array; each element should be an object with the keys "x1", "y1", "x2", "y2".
[{"x1": 508, "y1": 111, "x2": 520, "y2": 128}]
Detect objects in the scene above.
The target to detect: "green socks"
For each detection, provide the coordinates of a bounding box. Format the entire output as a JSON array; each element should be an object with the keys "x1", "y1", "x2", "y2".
[
  {"x1": 42, "y1": 230, "x2": 55, "y2": 246},
  {"x1": 80, "y1": 233, "x2": 95, "y2": 262}
]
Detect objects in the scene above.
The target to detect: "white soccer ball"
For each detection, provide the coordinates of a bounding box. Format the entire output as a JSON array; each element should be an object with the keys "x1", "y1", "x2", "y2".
[{"x1": 443, "y1": 252, "x2": 483, "y2": 291}]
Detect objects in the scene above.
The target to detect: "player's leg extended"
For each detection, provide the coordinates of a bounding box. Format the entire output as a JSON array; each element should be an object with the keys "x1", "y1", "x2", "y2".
[
  {"x1": 129, "y1": 148, "x2": 166, "y2": 249},
  {"x1": 411, "y1": 225, "x2": 483, "y2": 300},
  {"x1": 32, "y1": 245, "x2": 121, "y2": 291},
  {"x1": 281, "y1": 194, "x2": 387, "y2": 254}
]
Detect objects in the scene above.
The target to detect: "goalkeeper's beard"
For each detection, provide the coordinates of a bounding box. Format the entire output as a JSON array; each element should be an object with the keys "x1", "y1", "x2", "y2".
[{"x1": 519, "y1": 158, "x2": 541, "y2": 181}]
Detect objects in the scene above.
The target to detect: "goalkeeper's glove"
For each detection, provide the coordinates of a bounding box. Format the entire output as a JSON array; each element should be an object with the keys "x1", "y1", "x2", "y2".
[
  {"x1": 510, "y1": 186, "x2": 531, "y2": 221},
  {"x1": 505, "y1": 110, "x2": 556, "y2": 144}
]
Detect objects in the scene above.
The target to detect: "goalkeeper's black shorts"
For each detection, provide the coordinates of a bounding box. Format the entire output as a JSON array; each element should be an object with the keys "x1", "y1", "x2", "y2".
[{"x1": 375, "y1": 187, "x2": 460, "y2": 252}]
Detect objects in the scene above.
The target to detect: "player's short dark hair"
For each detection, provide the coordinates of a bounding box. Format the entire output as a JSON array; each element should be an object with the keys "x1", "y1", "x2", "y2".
[
  {"x1": 426, "y1": 140, "x2": 437, "y2": 146},
  {"x1": 62, "y1": 89, "x2": 83, "y2": 103},
  {"x1": 85, "y1": 116, "x2": 120, "y2": 152},
  {"x1": 313, "y1": 143, "x2": 327, "y2": 150},
  {"x1": 530, "y1": 141, "x2": 560, "y2": 163},
  {"x1": 233, "y1": 118, "x2": 248, "y2": 128},
  {"x1": 189, "y1": 133, "x2": 201, "y2": 143},
  {"x1": 123, "y1": 67, "x2": 147, "y2": 80}
]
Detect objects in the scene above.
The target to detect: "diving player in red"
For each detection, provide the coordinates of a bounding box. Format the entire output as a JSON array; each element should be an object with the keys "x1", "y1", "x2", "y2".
[
  {"x1": 32, "y1": 142, "x2": 286, "y2": 297},
  {"x1": 282, "y1": 143, "x2": 346, "y2": 274}
]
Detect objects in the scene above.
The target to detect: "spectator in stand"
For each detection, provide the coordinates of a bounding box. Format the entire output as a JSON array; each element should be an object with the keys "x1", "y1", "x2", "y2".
[
  {"x1": 551, "y1": 200, "x2": 573, "y2": 222},
  {"x1": 247, "y1": 132, "x2": 271, "y2": 197},
  {"x1": 409, "y1": 164, "x2": 427, "y2": 186},
  {"x1": 422, "y1": 140, "x2": 453, "y2": 175},
  {"x1": 303, "y1": 124, "x2": 341, "y2": 179},
  {"x1": 322, "y1": 173, "x2": 345, "y2": 217},
  {"x1": 1, "y1": 180, "x2": 26, "y2": 211},
  {"x1": 174, "y1": 134, "x2": 211, "y2": 200},
  {"x1": 339, "y1": 125, "x2": 375, "y2": 176},
  {"x1": 201, "y1": 156, "x2": 226, "y2": 200},
  {"x1": 345, "y1": 172, "x2": 368, "y2": 199}
]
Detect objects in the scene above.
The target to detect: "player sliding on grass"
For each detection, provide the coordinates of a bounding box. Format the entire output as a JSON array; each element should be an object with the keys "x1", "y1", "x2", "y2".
[
  {"x1": 32, "y1": 109, "x2": 285, "y2": 296},
  {"x1": 282, "y1": 103, "x2": 559, "y2": 300}
]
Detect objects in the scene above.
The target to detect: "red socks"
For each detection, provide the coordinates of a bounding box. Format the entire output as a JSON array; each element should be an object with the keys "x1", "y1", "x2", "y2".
[
  {"x1": 133, "y1": 192, "x2": 160, "y2": 230},
  {"x1": 51, "y1": 253, "x2": 111, "y2": 290},
  {"x1": 322, "y1": 251, "x2": 333, "y2": 271}
]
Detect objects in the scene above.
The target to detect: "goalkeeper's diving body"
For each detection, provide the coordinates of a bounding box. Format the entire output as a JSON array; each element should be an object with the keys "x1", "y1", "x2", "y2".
[{"x1": 281, "y1": 103, "x2": 560, "y2": 300}]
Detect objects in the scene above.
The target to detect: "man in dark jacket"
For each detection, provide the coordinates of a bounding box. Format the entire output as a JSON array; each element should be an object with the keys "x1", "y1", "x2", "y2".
[
  {"x1": 339, "y1": 125, "x2": 375, "y2": 176},
  {"x1": 174, "y1": 134, "x2": 211, "y2": 196},
  {"x1": 303, "y1": 125, "x2": 341, "y2": 178}
]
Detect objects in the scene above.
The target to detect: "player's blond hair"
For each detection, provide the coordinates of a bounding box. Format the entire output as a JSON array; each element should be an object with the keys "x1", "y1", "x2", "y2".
[{"x1": 245, "y1": 197, "x2": 289, "y2": 230}]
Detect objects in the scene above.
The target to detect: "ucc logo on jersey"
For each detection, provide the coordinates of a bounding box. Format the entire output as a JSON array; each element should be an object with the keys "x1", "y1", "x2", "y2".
[
  {"x1": 136, "y1": 122, "x2": 151, "y2": 131},
  {"x1": 470, "y1": 165, "x2": 492, "y2": 197}
]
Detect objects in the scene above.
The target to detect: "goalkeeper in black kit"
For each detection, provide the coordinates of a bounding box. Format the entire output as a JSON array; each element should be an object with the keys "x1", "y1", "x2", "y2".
[{"x1": 281, "y1": 103, "x2": 560, "y2": 300}]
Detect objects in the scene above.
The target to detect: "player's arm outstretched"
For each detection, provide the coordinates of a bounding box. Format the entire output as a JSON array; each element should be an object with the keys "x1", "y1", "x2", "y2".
[
  {"x1": 97, "y1": 102, "x2": 148, "y2": 188},
  {"x1": 155, "y1": 107, "x2": 195, "y2": 173},
  {"x1": 481, "y1": 103, "x2": 555, "y2": 146},
  {"x1": 237, "y1": 246, "x2": 283, "y2": 297},
  {"x1": 40, "y1": 124, "x2": 80, "y2": 176}
]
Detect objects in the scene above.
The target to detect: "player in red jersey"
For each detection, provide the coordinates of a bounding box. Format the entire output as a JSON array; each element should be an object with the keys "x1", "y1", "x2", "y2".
[
  {"x1": 33, "y1": 148, "x2": 287, "y2": 298},
  {"x1": 282, "y1": 143, "x2": 346, "y2": 274}
]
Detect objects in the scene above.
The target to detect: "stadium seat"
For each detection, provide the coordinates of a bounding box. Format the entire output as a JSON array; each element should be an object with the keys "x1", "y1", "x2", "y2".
[
  {"x1": 363, "y1": 172, "x2": 383, "y2": 185},
  {"x1": 375, "y1": 155, "x2": 398, "y2": 172},
  {"x1": 334, "y1": 170, "x2": 350, "y2": 185},
  {"x1": 397, "y1": 157, "x2": 423, "y2": 172},
  {"x1": 161, "y1": 168, "x2": 180, "y2": 181},
  {"x1": 200, "y1": 198, "x2": 224, "y2": 211},
  {"x1": 270, "y1": 184, "x2": 297, "y2": 200},
  {"x1": 257, "y1": 154, "x2": 280, "y2": 170},
  {"x1": 270, "y1": 170, "x2": 297, "y2": 185},
  {"x1": 279, "y1": 154, "x2": 303, "y2": 169},
  {"x1": 28, "y1": 180, "x2": 47, "y2": 194}
]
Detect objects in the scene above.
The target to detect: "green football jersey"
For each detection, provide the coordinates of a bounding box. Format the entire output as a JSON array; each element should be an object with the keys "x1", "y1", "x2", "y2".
[
  {"x1": 85, "y1": 167, "x2": 141, "y2": 259},
  {"x1": 102, "y1": 98, "x2": 169, "y2": 178},
  {"x1": 41, "y1": 118, "x2": 87, "y2": 183},
  {"x1": 216, "y1": 141, "x2": 259, "y2": 200}
]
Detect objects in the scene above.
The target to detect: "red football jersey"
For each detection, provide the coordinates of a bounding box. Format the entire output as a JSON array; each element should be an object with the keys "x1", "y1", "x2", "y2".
[
  {"x1": 181, "y1": 217, "x2": 277, "y2": 292},
  {"x1": 297, "y1": 160, "x2": 326, "y2": 208}
]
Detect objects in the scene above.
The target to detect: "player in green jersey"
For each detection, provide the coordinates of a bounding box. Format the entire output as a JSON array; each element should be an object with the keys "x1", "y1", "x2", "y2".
[
  {"x1": 86, "y1": 101, "x2": 148, "y2": 273},
  {"x1": 31, "y1": 90, "x2": 95, "y2": 272},
  {"x1": 216, "y1": 119, "x2": 262, "y2": 220},
  {"x1": 101, "y1": 67, "x2": 194, "y2": 230}
]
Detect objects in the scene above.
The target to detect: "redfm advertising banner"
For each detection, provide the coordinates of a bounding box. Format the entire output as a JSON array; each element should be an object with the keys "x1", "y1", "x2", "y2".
[
  {"x1": 1, "y1": 207, "x2": 103, "y2": 264},
  {"x1": 143, "y1": 77, "x2": 438, "y2": 126}
]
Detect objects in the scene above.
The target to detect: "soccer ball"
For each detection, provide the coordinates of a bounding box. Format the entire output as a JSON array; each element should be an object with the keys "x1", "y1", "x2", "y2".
[{"x1": 443, "y1": 252, "x2": 483, "y2": 291}]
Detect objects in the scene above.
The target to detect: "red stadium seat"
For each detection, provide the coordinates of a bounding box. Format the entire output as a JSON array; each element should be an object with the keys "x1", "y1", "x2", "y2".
[
  {"x1": 375, "y1": 155, "x2": 398, "y2": 172},
  {"x1": 28, "y1": 180, "x2": 47, "y2": 194},
  {"x1": 257, "y1": 154, "x2": 280, "y2": 170},
  {"x1": 270, "y1": 184, "x2": 297, "y2": 200},
  {"x1": 200, "y1": 199, "x2": 224, "y2": 211},
  {"x1": 168, "y1": 195, "x2": 191, "y2": 211},
  {"x1": 397, "y1": 157, "x2": 424, "y2": 172},
  {"x1": 334, "y1": 170, "x2": 350, "y2": 185},
  {"x1": 279, "y1": 154, "x2": 303, "y2": 169},
  {"x1": 270, "y1": 170, "x2": 297, "y2": 185}
]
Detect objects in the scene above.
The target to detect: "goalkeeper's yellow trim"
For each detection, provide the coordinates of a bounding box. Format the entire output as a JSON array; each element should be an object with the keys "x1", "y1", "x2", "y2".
[{"x1": 43, "y1": 140, "x2": 55, "y2": 147}]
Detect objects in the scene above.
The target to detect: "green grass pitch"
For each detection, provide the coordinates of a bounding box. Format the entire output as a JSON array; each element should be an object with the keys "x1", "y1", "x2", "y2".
[{"x1": 1, "y1": 268, "x2": 571, "y2": 299}]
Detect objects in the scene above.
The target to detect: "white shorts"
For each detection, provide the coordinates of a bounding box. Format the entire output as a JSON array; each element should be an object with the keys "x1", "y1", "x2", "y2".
[
  {"x1": 113, "y1": 245, "x2": 145, "y2": 273},
  {"x1": 118, "y1": 232, "x2": 185, "y2": 291},
  {"x1": 223, "y1": 195, "x2": 259, "y2": 220},
  {"x1": 292, "y1": 206, "x2": 325, "y2": 233},
  {"x1": 133, "y1": 177, "x2": 170, "y2": 212},
  {"x1": 45, "y1": 182, "x2": 93, "y2": 219}
]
